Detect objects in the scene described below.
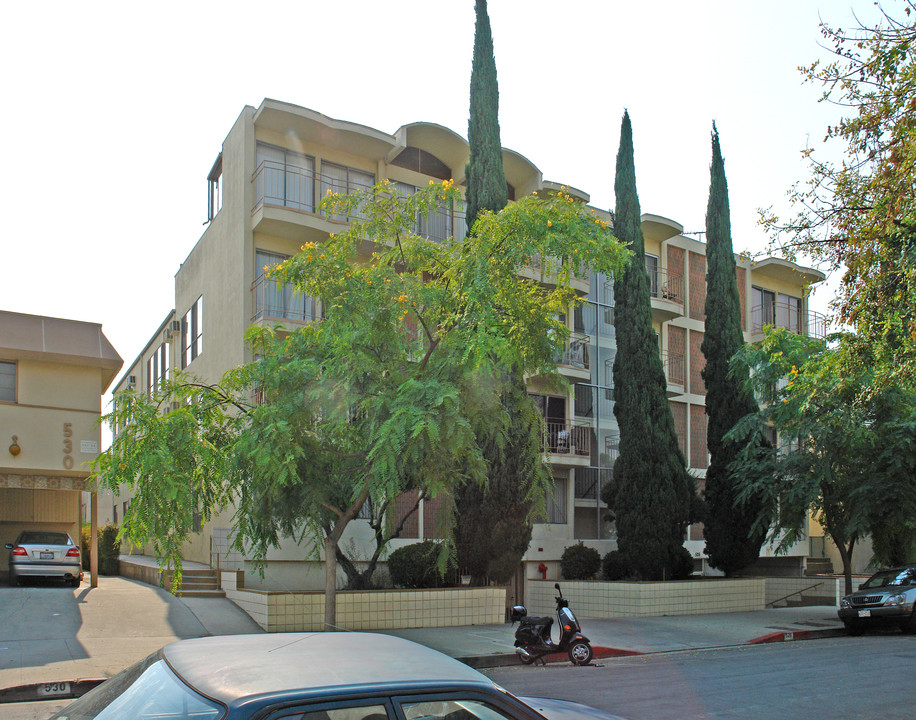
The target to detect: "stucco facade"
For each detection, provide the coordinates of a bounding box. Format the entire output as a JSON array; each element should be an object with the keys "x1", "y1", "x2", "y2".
[
  {"x1": 111, "y1": 99, "x2": 825, "y2": 592},
  {"x1": 0, "y1": 311, "x2": 122, "y2": 584}
]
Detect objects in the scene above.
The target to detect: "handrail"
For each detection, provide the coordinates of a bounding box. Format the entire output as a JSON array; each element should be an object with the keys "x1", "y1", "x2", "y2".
[{"x1": 766, "y1": 581, "x2": 824, "y2": 608}]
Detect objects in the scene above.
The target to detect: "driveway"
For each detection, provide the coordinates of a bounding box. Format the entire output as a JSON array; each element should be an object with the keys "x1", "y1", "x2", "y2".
[{"x1": 0, "y1": 575, "x2": 261, "y2": 690}]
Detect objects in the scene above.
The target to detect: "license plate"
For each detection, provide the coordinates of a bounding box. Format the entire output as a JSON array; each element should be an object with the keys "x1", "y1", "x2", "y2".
[
  {"x1": 37, "y1": 682, "x2": 70, "y2": 697},
  {"x1": 858, "y1": 609, "x2": 872, "y2": 618},
  {"x1": 40, "y1": 552, "x2": 53, "y2": 559}
]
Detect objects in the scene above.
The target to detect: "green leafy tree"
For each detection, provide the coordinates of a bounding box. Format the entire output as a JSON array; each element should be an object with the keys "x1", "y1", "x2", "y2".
[
  {"x1": 604, "y1": 111, "x2": 694, "y2": 580},
  {"x1": 728, "y1": 331, "x2": 916, "y2": 594},
  {"x1": 760, "y1": 3, "x2": 916, "y2": 373},
  {"x1": 453, "y1": 366, "x2": 550, "y2": 585},
  {"x1": 701, "y1": 125, "x2": 767, "y2": 575},
  {"x1": 465, "y1": 0, "x2": 507, "y2": 230},
  {"x1": 95, "y1": 181, "x2": 629, "y2": 629}
]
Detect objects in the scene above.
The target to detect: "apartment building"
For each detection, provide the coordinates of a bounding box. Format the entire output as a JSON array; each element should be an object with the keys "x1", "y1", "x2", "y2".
[
  {"x1": 111, "y1": 99, "x2": 825, "y2": 590},
  {"x1": 0, "y1": 311, "x2": 123, "y2": 586}
]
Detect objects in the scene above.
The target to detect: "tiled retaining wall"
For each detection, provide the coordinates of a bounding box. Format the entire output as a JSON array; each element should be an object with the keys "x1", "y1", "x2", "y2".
[
  {"x1": 222, "y1": 573, "x2": 505, "y2": 632},
  {"x1": 526, "y1": 579, "x2": 766, "y2": 617}
]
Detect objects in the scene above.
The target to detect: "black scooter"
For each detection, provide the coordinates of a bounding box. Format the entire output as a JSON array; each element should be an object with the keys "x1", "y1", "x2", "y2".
[{"x1": 510, "y1": 582, "x2": 593, "y2": 665}]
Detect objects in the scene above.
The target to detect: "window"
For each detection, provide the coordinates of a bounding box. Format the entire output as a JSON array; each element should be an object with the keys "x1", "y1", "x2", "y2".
[
  {"x1": 255, "y1": 143, "x2": 316, "y2": 212},
  {"x1": 389, "y1": 180, "x2": 463, "y2": 243},
  {"x1": 181, "y1": 297, "x2": 203, "y2": 368},
  {"x1": 320, "y1": 162, "x2": 374, "y2": 220},
  {"x1": 277, "y1": 705, "x2": 390, "y2": 720},
  {"x1": 545, "y1": 477, "x2": 568, "y2": 524},
  {"x1": 0, "y1": 361, "x2": 15, "y2": 402},
  {"x1": 752, "y1": 287, "x2": 776, "y2": 331},
  {"x1": 778, "y1": 293, "x2": 802, "y2": 333},
  {"x1": 146, "y1": 342, "x2": 169, "y2": 395},
  {"x1": 207, "y1": 152, "x2": 222, "y2": 222},
  {"x1": 254, "y1": 250, "x2": 319, "y2": 322},
  {"x1": 645, "y1": 254, "x2": 659, "y2": 297},
  {"x1": 401, "y1": 699, "x2": 513, "y2": 720}
]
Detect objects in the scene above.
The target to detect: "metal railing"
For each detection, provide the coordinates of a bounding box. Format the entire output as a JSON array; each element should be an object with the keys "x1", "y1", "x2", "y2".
[
  {"x1": 648, "y1": 268, "x2": 684, "y2": 303},
  {"x1": 557, "y1": 333, "x2": 590, "y2": 370},
  {"x1": 574, "y1": 466, "x2": 613, "y2": 500},
  {"x1": 661, "y1": 350, "x2": 686, "y2": 387},
  {"x1": 751, "y1": 303, "x2": 827, "y2": 339},
  {"x1": 251, "y1": 274, "x2": 321, "y2": 323},
  {"x1": 544, "y1": 420, "x2": 591, "y2": 457}
]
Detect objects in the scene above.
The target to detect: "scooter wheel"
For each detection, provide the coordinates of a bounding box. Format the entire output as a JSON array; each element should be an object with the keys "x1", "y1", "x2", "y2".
[
  {"x1": 568, "y1": 640, "x2": 593, "y2": 666},
  {"x1": 519, "y1": 653, "x2": 537, "y2": 665}
]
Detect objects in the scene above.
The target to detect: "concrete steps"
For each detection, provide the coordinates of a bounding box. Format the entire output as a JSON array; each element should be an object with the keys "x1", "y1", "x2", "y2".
[
  {"x1": 805, "y1": 558, "x2": 834, "y2": 576},
  {"x1": 163, "y1": 568, "x2": 225, "y2": 598}
]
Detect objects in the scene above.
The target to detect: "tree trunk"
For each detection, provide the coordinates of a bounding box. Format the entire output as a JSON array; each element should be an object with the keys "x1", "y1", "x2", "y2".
[
  {"x1": 832, "y1": 531, "x2": 856, "y2": 596},
  {"x1": 324, "y1": 535, "x2": 338, "y2": 631}
]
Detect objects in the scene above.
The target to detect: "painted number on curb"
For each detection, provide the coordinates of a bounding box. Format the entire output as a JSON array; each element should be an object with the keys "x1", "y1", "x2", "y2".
[
  {"x1": 38, "y1": 682, "x2": 71, "y2": 697},
  {"x1": 783, "y1": 632, "x2": 794, "y2": 641}
]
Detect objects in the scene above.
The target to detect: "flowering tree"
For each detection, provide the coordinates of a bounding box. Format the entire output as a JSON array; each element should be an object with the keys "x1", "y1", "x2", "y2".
[{"x1": 95, "y1": 180, "x2": 629, "y2": 628}]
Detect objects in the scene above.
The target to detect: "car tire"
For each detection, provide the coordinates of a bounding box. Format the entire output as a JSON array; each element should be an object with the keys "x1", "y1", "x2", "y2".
[
  {"x1": 902, "y1": 609, "x2": 916, "y2": 634},
  {"x1": 844, "y1": 620, "x2": 865, "y2": 636},
  {"x1": 568, "y1": 640, "x2": 593, "y2": 666}
]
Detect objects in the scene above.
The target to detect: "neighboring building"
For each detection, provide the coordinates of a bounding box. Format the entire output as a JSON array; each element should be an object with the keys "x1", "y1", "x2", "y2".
[
  {"x1": 111, "y1": 99, "x2": 825, "y2": 592},
  {"x1": 0, "y1": 311, "x2": 123, "y2": 585}
]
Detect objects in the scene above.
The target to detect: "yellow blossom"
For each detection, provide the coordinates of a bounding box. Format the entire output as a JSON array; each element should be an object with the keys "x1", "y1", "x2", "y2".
[{"x1": 548, "y1": 220, "x2": 553, "y2": 227}]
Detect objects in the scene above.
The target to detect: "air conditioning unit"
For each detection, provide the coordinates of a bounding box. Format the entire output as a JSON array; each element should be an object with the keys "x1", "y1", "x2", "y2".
[
  {"x1": 167, "y1": 319, "x2": 181, "y2": 338},
  {"x1": 127, "y1": 375, "x2": 136, "y2": 388}
]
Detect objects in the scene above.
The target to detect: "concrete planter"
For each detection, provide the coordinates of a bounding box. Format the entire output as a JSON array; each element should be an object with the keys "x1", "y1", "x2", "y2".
[
  {"x1": 526, "y1": 578, "x2": 767, "y2": 617},
  {"x1": 221, "y1": 574, "x2": 505, "y2": 633}
]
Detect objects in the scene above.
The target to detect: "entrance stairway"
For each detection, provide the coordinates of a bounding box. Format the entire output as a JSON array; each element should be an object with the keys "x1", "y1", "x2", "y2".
[
  {"x1": 805, "y1": 558, "x2": 834, "y2": 576},
  {"x1": 163, "y1": 568, "x2": 225, "y2": 598}
]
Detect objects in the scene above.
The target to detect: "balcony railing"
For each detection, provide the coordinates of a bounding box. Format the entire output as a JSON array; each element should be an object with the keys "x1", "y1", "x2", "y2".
[
  {"x1": 557, "y1": 332, "x2": 590, "y2": 370},
  {"x1": 648, "y1": 268, "x2": 684, "y2": 303},
  {"x1": 751, "y1": 303, "x2": 826, "y2": 339},
  {"x1": 252, "y1": 161, "x2": 467, "y2": 242},
  {"x1": 575, "y1": 466, "x2": 613, "y2": 500},
  {"x1": 527, "y1": 254, "x2": 589, "y2": 282},
  {"x1": 544, "y1": 421, "x2": 591, "y2": 457},
  {"x1": 251, "y1": 274, "x2": 320, "y2": 323},
  {"x1": 661, "y1": 350, "x2": 686, "y2": 387}
]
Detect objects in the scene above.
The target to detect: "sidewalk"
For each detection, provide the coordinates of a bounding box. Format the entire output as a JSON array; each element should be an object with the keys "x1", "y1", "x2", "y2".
[{"x1": 0, "y1": 574, "x2": 845, "y2": 703}]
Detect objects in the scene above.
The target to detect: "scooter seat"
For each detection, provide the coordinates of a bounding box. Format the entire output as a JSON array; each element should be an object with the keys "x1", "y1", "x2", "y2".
[{"x1": 520, "y1": 615, "x2": 553, "y2": 628}]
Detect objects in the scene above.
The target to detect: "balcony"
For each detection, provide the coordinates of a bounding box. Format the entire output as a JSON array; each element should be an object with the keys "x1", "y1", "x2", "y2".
[
  {"x1": 522, "y1": 254, "x2": 590, "y2": 293},
  {"x1": 661, "y1": 350, "x2": 686, "y2": 396},
  {"x1": 556, "y1": 332, "x2": 590, "y2": 379},
  {"x1": 648, "y1": 268, "x2": 685, "y2": 321},
  {"x1": 544, "y1": 420, "x2": 592, "y2": 461},
  {"x1": 750, "y1": 303, "x2": 826, "y2": 340},
  {"x1": 574, "y1": 466, "x2": 613, "y2": 501},
  {"x1": 251, "y1": 274, "x2": 321, "y2": 327}
]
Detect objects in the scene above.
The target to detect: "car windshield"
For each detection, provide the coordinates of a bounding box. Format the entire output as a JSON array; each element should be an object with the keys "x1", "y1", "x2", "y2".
[
  {"x1": 17, "y1": 531, "x2": 71, "y2": 545},
  {"x1": 862, "y1": 568, "x2": 916, "y2": 589},
  {"x1": 49, "y1": 652, "x2": 224, "y2": 720}
]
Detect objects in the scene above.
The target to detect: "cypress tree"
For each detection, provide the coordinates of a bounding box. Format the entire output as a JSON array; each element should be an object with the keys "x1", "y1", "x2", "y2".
[
  {"x1": 465, "y1": 0, "x2": 507, "y2": 230},
  {"x1": 454, "y1": 0, "x2": 537, "y2": 584},
  {"x1": 701, "y1": 125, "x2": 767, "y2": 575},
  {"x1": 607, "y1": 111, "x2": 693, "y2": 580}
]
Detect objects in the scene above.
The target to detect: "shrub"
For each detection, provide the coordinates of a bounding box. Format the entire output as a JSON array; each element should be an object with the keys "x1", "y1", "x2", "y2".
[
  {"x1": 560, "y1": 542, "x2": 601, "y2": 580},
  {"x1": 602, "y1": 550, "x2": 630, "y2": 580},
  {"x1": 387, "y1": 541, "x2": 456, "y2": 589},
  {"x1": 80, "y1": 524, "x2": 122, "y2": 575},
  {"x1": 668, "y1": 545, "x2": 695, "y2": 580}
]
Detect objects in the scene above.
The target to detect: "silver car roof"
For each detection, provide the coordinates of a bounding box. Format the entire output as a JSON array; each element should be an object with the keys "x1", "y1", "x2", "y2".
[{"x1": 162, "y1": 632, "x2": 496, "y2": 704}]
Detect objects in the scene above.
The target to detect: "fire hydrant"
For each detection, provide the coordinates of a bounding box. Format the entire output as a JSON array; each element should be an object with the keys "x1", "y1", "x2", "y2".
[{"x1": 538, "y1": 562, "x2": 548, "y2": 580}]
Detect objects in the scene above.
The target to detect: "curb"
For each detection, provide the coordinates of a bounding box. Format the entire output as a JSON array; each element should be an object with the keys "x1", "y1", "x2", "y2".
[
  {"x1": 748, "y1": 627, "x2": 846, "y2": 644},
  {"x1": 0, "y1": 678, "x2": 105, "y2": 705},
  {"x1": 460, "y1": 646, "x2": 643, "y2": 669}
]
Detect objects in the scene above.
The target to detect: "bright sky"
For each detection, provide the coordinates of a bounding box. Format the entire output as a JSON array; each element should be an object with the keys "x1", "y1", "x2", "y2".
[{"x1": 1, "y1": 1, "x2": 877, "y2": 391}]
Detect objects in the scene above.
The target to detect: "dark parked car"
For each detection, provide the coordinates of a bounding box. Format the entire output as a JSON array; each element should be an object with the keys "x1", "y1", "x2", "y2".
[
  {"x1": 838, "y1": 565, "x2": 916, "y2": 635},
  {"x1": 49, "y1": 632, "x2": 627, "y2": 720},
  {"x1": 6, "y1": 530, "x2": 82, "y2": 586}
]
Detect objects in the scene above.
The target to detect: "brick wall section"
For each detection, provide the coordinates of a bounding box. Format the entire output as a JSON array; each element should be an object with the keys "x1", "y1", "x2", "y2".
[
  {"x1": 667, "y1": 245, "x2": 685, "y2": 277},
  {"x1": 689, "y1": 252, "x2": 706, "y2": 321},
  {"x1": 736, "y1": 266, "x2": 747, "y2": 331},
  {"x1": 689, "y1": 329, "x2": 706, "y2": 395},
  {"x1": 690, "y1": 404, "x2": 708, "y2": 469},
  {"x1": 670, "y1": 400, "x2": 687, "y2": 459},
  {"x1": 393, "y1": 490, "x2": 420, "y2": 538},
  {"x1": 668, "y1": 325, "x2": 686, "y2": 385},
  {"x1": 423, "y1": 493, "x2": 449, "y2": 539}
]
